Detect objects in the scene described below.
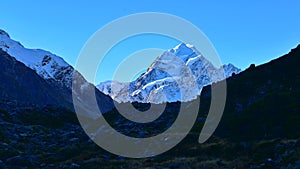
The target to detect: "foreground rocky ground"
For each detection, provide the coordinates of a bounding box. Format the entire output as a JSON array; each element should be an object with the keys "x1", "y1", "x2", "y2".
[{"x1": 0, "y1": 106, "x2": 299, "y2": 169}]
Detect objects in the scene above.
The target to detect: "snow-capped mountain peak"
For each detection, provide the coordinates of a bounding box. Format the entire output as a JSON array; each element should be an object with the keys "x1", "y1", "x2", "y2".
[
  {"x1": 168, "y1": 43, "x2": 202, "y2": 63},
  {"x1": 169, "y1": 43, "x2": 200, "y2": 57},
  {"x1": 97, "y1": 43, "x2": 242, "y2": 103}
]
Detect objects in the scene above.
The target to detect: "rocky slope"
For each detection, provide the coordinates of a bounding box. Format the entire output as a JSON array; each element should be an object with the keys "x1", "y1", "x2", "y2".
[{"x1": 0, "y1": 49, "x2": 72, "y2": 110}]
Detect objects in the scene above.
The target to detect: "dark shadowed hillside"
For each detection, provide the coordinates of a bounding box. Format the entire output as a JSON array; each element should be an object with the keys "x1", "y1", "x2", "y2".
[{"x1": 214, "y1": 44, "x2": 300, "y2": 140}]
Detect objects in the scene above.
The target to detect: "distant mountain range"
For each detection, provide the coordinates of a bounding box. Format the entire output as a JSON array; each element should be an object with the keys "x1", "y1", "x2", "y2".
[
  {"x1": 97, "y1": 43, "x2": 241, "y2": 103},
  {"x1": 1, "y1": 29, "x2": 240, "y2": 105}
]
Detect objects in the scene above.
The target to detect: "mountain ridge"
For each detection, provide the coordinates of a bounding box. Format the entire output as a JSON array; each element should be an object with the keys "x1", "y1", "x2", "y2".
[
  {"x1": 0, "y1": 29, "x2": 73, "y2": 88},
  {"x1": 0, "y1": 29, "x2": 114, "y2": 114}
]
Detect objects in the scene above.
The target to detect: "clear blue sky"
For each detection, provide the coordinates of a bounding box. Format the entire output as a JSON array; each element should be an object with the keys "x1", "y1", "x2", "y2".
[{"x1": 1, "y1": 0, "x2": 300, "y2": 83}]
